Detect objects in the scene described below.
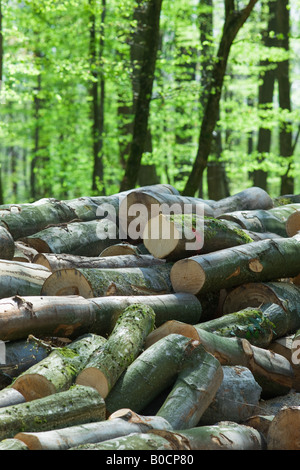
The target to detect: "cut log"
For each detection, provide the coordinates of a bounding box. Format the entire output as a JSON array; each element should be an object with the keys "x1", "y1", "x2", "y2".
[
  {"x1": 99, "y1": 243, "x2": 149, "y2": 257},
  {"x1": 70, "y1": 422, "x2": 265, "y2": 450},
  {"x1": 41, "y1": 264, "x2": 173, "y2": 298},
  {"x1": 0, "y1": 388, "x2": 26, "y2": 408},
  {"x1": 15, "y1": 409, "x2": 172, "y2": 451},
  {"x1": 170, "y1": 234, "x2": 300, "y2": 295},
  {"x1": 218, "y1": 203, "x2": 300, "y2": 237},
  {"x1": 13, "y1": 242, "x2": 39, "y2": 263},
  {"x1": 0, "y1": 261, "x2": 50, "y2": 298},
  {"x1": 243, "y1": 415, "x2": 274, "y2": 440},
  {"x1": 199, "y1": 366, "x2": 262, "y2": 425},
  {"x1": 105, "y1": 334, "x2": 202, "y2": 415},
  {"x1": 21, "y1": 218, "x2": 119, "y2": 256},
  {"x1": 0, "y1": 226, "x2": 14, "y2": 260},
  {"x1": 267, "y1": 406, "x2": 300, "y2": 450},
  {"x1": 0, "y1": 385, "x2": 105, "y2": 441},
  {"x1": 269, "y1": 334, "x2": 300, "y2": 391},
  {"x1": 0, "y1": 293, "x2": 201, "y2": 342},
  {"x1": 119, "y1": 189, "x2": 214, "y2": 243},
  {"x1": 211, "y1": 186, "x2": 274, "y2": 217},
  {"x1": 0, "y1": 200, "x2": 77, "y2": 240},
  {"x1": 222, "y1": 281, "x2": 300, "y2": 332},
  {"x1": 12, "y1": 333, "x2": 107, "y2": 401},
  {"x1": 0, "y1": 438, "x2": 28, "y2": 450},
  {"x1": 145, "y1": 326, "x2": 294, "y2": 398},
  {"x1": 286, "y1": 209, "x2": 300, "y2": 236},
  {"x1": 156, "y1": 344, "x2": 223, "y2": 429},
  {"x1": 143, "y1": 214, "x2": 253, "y2": 261},
  {"x1": 33, "y1": 252, "x2": 165, "y2": 272},
  {"x1": 76, "y1": 304, "x2": 155, "y2": 398}
]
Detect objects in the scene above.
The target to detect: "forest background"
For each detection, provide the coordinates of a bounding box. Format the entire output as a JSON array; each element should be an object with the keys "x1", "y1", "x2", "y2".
[{"x1": 0, "y1": 0, "x2": 299, "y2": 204}]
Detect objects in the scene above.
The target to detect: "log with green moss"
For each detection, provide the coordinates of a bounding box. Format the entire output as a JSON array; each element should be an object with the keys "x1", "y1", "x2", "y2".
[
  {"x1": 0, "y1": 260, "x2": 50, "y2": 299},
  {"x1": 41, "y1": 264, "x2": 173, "y2": 297},
  {"x1": 105, "y1": 334, "x2": 202, "y2": 415},
  {"x1": 33, "y1": 252, "x2": 165, "y2": 272},
  {"x1": 218, "y1": 203, "x2": 300, "y2": 237},
  {"x1": 0, "y1": 293, "x2": 201, "y2": 342},
  {"x1": 0, "y1": 200, "x2": 77, "y2": 240},
  {"x1": 0, "y1": 385, "x2": 105, "y2": 441},
  {"x1": 142, "y1": 213, "x2": 253, "y2": 261},
  {"x1": 70, "y1": 422, "x2": 265, "y2": 450},
  {"x1": 76, "y1": 304, "x2": 155, "y2": 398},
  {"x1": 11, "y1": 333, "x2": 107, "y2": 401},
  {"x1": 145, "y1": 326, "x2": 294, "y2": 398},
  {"x1": 21, "y1": 218, "x2": 119, "y2": 257},
  {"x1": 171, "y1": 234, "x2": 300, "y2": 295},
  {"x1": 15, "y1": 409, "x2": 172, "y2": 451},
  {"x1": 156, "y1": 344, "x2": 223, "y2": 430}
]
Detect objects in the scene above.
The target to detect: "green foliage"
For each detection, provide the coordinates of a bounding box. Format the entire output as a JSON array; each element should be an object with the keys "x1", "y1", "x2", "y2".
[{"x1": 0, "y1": 0, "x2": 300, "y2": 201}]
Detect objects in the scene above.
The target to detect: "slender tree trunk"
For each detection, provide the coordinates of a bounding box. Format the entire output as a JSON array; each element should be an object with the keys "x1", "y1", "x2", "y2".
[
  {"x1": 183, "y1": 0, "x2": 259, "y2": 196},
  {"x1": 253, "y1": 0, "x2": 277, "y2": 190},
  {"x1": 120, "y1": 0, "x2": 163, "y2": 191},
  {"x1": 90, "y1": 0, "x2": 106, "y2": 195},
  {"x1": 277, "y1": 0, "x2": 294, "y2": 195},
  {"x1": 30, "y1": 59, "x2": 42, "y2": 201}
]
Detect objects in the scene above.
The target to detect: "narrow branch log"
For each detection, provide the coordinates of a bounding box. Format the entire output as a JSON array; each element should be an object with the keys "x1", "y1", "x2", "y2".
[
  {"x1": 12, "y1": 333, "x2": 107, "y2": 401},
  {"x1": 0, "y1": 385, "x2": 105, "y2": 441},
  {"x1": 0, "y1": 293, "x2": 202, "y2": 342},
  {"x1": 76, "y1": 305, "x2": 155, "y2": 398},
  {"x1": 0, "y1": 261, "x2": 50, "y2": 298},
  {"x1": 170, "y1": 234, "x2": 300, "y2": 295},
  {"x1": 15, "y1": 409, "x2": 172, "y2": 451},
  {"x1": 41, "y1": 264, "x2": 173, "y2": 298},
  {"x1": 156, "y1": 344, "x2": 223, "y2": 429},
  {"x1": 143, "y1": 213, "x2": 253, "y2": 261},
  {"x1": 105, "y1": 334, "x2": 201, "y2": 415},
  {"x1": 34, "y1": 252, "x2": 165, "y2": 272},
  {"x1": 199, "y1": 365, "x2": 262, "y2": 425},
  {"x1": 21, "y1": 219, "x2": 119, "y2": 256}
]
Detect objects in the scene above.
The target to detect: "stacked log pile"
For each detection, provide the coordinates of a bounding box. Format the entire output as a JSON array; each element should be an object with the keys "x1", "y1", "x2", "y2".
[{"x1": 0, "y1": 184, "x2": 299, "y2": 450}]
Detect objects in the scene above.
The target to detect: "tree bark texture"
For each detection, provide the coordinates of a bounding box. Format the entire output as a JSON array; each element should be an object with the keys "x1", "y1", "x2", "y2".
[
  {"x1": 105, "y1": 334, "x2": 202, "y2": 415},
  {"x1": 0, "y1": 260, "x2": 50, "y2": 298},
  {"x1": 0, "y1": 385, "x2": 105, "y2": 441},
  {"x1": 76, "y1": 304, "x2": 155, "y2": 398}
]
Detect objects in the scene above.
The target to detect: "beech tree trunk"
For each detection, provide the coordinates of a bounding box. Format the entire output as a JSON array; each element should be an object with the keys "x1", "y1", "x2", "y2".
[
  {"x1": 12, "y1": 333, "x2": 107, "y2": 401},
  {"x1": 41, "y1": 264, "x2": 173, "y2": 298},
  {"x1": 70, "y1": 423, "x2": 265, "y2": 450},
  {"x1": 199, "y1": 365, "x2": 262, "y2": 425},
  {"x1": 0, "y1": 388, "x2": 26, "y2": 408},
  {"x1": 105, "y1": 334, "x2": 202, "y2": 415},
  {"x1": 0, "y1": 260, "x2": 50, "y2": 298},
  {"x1": 267, "y1": 406, "x2": 300, "y2": 450},
  {"x1": 170, "y1": 234, "x2": 300, "y2": 295},
  {"x1": 76, "y1": 304, "x2": 155, "y2": 398},
  {"x1": 14, "y1": 409, "x2": 172, "y2": 451},
  {"x1": 0, "y1": 385, "x2": 105, "y2": 441},
  {"x1": 143, "y1": 213, "x2": 253, "y2": 261},
  {"x1": 0, "y1": 293, "x2": 202, "y2": 342},
  {"x1": 145, "y1": 326, "x2": 294, "y2": 398},
  {"x1": 218, "y1": 203, "x2": 300, "y2": 237},
  {"x1": 34, "y1": 252, "x2": 164, "y2": 272},
  {"x1": 21, "y1": 218, "x2": 118, "y2": 256},
  {"x1": 156, "y1": 344, "x2": 223, "y2": 430}
]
